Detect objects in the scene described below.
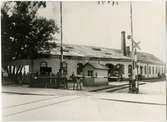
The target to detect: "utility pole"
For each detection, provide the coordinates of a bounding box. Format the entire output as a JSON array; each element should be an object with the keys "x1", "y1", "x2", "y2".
[
  {"x1": 98, "y1": 1, "x2": 140, "y2": 93},
  {"x1": 129, "y1": 1, "x2": 139, "y2": 93},
  {"x1": 59, "y1": 1, "x2": 64, "y2": 87}
]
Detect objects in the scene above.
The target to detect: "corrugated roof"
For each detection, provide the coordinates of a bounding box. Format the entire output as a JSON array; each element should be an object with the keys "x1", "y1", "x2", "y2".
[
  {"x1": 41, "y1": 43, "x2": 164, "y2": 65},
  {"x1": 137, "y1": 52, "x2": 164, "y2": 64},
  {"x1": 84, "y1": 62, "x2": 109, "y2": 70},
  {"x1": 49, "y1": 43, "x2": 131, "y2": 60}
]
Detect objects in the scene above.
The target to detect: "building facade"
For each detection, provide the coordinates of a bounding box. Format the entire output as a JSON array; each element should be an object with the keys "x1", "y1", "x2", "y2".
[
  {"x1": 10, "y1": 43, "x2": 166, "y2": 82},
  {"x1": 83, "y1": 62, "x2": 108, "y2": 86}
]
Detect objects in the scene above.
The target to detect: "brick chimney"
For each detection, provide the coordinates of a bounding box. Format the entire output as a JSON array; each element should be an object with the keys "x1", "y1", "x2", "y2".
[{"x1": 121, "y1": 31, "x2": 127, "y2": 56}]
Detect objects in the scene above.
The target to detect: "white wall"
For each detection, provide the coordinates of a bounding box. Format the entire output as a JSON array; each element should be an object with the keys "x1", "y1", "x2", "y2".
[
  {"x1": 13, "y1": 57, "x2": 165, "y2": 79},
  {"x1": 137, "y1": 62, "x2": 166, "y2": 78},
  {"x1": 94, "y1": 69, "x2": 108, "y2": 78}
]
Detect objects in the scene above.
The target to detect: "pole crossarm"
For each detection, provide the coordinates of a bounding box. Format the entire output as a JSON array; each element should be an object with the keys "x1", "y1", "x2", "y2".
[{"x1": 132, "y1": 39, "x2": 141, "y2": 50}]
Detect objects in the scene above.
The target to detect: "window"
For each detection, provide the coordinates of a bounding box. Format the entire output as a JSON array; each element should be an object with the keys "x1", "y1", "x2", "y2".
[
  {"x1": 149, "y1": 66, "x2": 151, "y2": 74},
  {"x1": 105, "y1": 53, "x2": 112, "y2": 55},
  {"x1": 77, "y1": 63, "x2": 83, "y2": 75},
  {"x1": 128, "y1": 65, "x2": 132, "y2": 74},
  {"x1": 152, "y1": 67, "x2": 154, "y2": 74},
  {"x1": 136, "y1": 65, "x2": 139, "y2": 73},
  {"x1": 145, "y1": 66, "x2": 147, "y2": 74},
  {"x1": 40, "y1": 61, "x2": 48, "y2": 74},
  {"x1": 95, "y1": 72, "x2": 98, "y2": 77},
  {"x1": 66, "y1": 46, "x2": 73, "y2": 49},
  {"x1": 92, "y1": 48, "x2": 101, "y2": 51},
  {"x1": 140, "y1": 66, "x2": 143, "y2": 75},
  {"x1": 120, "y1": 64, "x2": 125, "y2": 74},
  {"x1": 63, "y1": 49, "x2": 69, "y2": 52},
  {"x1": 88, "y1": 70, "x2": 93, "y2": 77},
  {"x1": 40, "y1": 61, "x2": 47, "y2": 67}
]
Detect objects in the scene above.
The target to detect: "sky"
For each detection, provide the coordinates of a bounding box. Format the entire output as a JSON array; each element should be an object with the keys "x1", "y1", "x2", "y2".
[{"x1": 38, "y1": 1, "x2": 166, "y2": 62}]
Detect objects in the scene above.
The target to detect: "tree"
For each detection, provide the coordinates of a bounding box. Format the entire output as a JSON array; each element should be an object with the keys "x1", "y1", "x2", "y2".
[{"x1": 1, "y1": 1, "x2": 59, "y2": 83}]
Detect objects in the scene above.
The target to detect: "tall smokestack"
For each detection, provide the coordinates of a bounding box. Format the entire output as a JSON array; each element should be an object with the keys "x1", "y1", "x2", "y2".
[
  {"x1": 126, "y1": 46, "x2": 130, "y2": 56},
  {"x1": 121, "y1": 31, "x2": 127, "y2": 56}
]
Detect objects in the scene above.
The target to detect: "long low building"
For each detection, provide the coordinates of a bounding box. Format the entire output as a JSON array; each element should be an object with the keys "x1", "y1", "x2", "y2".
[
  {"x1": 7, "y1": 32, "x2": 166, "y2": 85},
  {"x1": 10, "y1": 43, "x2": 166, "y2": 82}
]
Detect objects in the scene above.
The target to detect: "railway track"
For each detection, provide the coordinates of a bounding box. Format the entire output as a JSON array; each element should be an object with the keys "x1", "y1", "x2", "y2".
[{"x1": 90, "y1": 83, "x2": 146, "y2": 93}]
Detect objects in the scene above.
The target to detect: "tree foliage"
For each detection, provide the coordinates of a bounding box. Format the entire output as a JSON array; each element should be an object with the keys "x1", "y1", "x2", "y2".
[
  {"x1": 1, "y1": 1, "x2": 58, "y2": 66},
  {"x1": 1, "y1": 1, "x2": 59, "y2": 82}
]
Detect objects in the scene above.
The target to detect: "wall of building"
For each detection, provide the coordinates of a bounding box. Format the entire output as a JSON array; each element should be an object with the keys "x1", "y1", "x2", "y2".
[
  {"x1": 82, "y1": 64, "x2": 94, "y2": 76},
  {"x1": 31, "y1": 57, "x2": 87, "y2": 78},
  {"x1": 82, "y1": 64, "x2": 95, "y2": 86},
  {"x1": 82, "y1": 64, "x2": 108, "y2": 86},
  {"x1": 94, "y1": 69, "x2": 108, "y2": 85},
  {"x1": 137, "y1": 62, "x2": 166, "y2": 79},
  {"x1": 95, "y1": 69, "x2": 108, "y2": 77},
  {"x1": 11, "y1": 57, "x2": 166, "y2": 81}
]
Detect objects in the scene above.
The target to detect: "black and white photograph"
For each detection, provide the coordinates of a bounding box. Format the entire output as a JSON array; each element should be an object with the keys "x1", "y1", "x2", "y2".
[{"x1": 1, "y1": 0, "x2": 166, "y2": 121}]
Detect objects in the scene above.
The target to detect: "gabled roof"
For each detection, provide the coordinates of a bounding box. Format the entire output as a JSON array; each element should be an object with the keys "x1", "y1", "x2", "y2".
[
  {"x1": 40, "y1": 43, "x2": 165, "y2": 65},
  {"x1": 137, "y1": 52, "x2": 164, "y2": 65},
  {"x1": 47, "y1": 43, "x2": 131, "y2": 60},
  {"x1": 84, "y1": 62, "x2": 108, "y2": 70}
]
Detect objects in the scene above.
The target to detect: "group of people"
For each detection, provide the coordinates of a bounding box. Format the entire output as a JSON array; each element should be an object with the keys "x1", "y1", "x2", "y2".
[
  {"x1": 70, "y1": 72, "x2": 83, "y2": 90},
  {"x1": 56, "y1": 71, "x2": 83, "y2": 90}
]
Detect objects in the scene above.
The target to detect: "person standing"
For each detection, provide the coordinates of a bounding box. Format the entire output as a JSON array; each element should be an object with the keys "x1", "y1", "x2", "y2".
[
  {"x1": 56, "y1": 71, "x2": 61, "y2": 88},
  {"x1": 63, "y1": 73, "x2": 68, "y2": 89},
  {"x1": 71, "y1": 72, "x2": 77, "y2": 90}
]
